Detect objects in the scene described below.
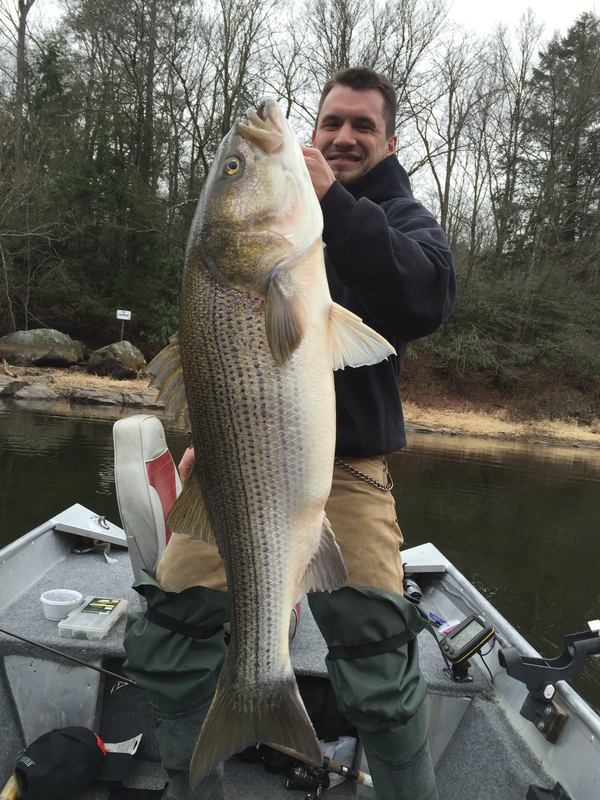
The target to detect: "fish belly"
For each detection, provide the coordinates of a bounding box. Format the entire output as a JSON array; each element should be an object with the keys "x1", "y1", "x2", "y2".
[{"x1": 182, "y1": 262, "x2": 336, "y2": 782}]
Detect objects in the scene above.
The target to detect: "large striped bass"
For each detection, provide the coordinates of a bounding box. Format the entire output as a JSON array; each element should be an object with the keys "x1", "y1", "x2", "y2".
[{"x1": 149, "y1": 98, "x2": 396, "y2": 785}]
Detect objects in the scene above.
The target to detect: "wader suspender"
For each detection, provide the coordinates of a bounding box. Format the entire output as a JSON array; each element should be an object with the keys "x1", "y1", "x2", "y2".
[
  {"x1": 327, "y1": 629, "x2": 414, "y2": 660},
  {"x1": 144, "y1": 607, "x2": 222, "y2": 640}
]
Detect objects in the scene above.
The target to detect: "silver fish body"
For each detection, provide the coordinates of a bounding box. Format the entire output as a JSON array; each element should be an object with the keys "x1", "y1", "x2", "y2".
[{"x1": 149, "y1": 98, "x2": 396, "y2": 784}]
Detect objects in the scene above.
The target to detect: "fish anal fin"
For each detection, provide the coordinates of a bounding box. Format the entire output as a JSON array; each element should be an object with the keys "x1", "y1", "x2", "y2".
[
  {"x1": 329, "y1": 303, "x2": 396, "y2": 370},
  {"x1": 166, "y1": 470, "x2": 216, "y2": 546},
  {"x1": 190, "y1": 676, "x2": 321, "y2": 787},
  {"x1": 265, "y1": 272, "x2": 308, "y2": 366},
  {"x1": 302, "y1": 514, "x2": 348, "y2": 593}
]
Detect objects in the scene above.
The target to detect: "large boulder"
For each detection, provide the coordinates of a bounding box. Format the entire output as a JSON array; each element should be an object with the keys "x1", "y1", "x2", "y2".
[
  {"x1": 0, "y1": 329, "x2": 85, "y2": 367},
  {"x1": 88, "y1": 341, "x2": 146, "y2": 379}
]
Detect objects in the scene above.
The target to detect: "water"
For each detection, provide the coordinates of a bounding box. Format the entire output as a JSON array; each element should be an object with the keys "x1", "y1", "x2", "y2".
[
  {"x1": 388, "y1": 436, "x2": 600, "y2": 708},
  {"x1": 1, "y1": 399, "x2": 599, "y2": 709}
]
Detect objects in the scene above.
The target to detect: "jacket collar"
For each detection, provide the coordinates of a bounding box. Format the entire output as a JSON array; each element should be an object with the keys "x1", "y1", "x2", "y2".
[{"x1": 345, "y1": 154, "x2": 414, "y2": 204}]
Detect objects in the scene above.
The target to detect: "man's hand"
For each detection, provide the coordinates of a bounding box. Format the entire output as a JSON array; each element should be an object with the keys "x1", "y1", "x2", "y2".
[
  {"x1": 178, "y1": 446, "x2": 195, "y2": 485},
  {"x1": 302, "y1": 146, "x2": 336, "y2": 201}
]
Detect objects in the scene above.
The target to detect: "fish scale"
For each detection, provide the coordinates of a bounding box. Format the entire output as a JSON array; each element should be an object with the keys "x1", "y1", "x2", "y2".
[
  {"x1": 184, "y1": 273, "x2": 304, "y2": 686},
  {"x1": 147, "y1": 98, "x2": 395, "y2": 785}
]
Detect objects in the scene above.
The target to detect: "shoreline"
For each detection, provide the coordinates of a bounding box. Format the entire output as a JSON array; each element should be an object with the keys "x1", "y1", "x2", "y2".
[
  {"x1": 5, "y1": 365, "x2": 600, "y2": 451},
  {"x1": 402, "y1": 400, "x2": 600, "y2": 450}
]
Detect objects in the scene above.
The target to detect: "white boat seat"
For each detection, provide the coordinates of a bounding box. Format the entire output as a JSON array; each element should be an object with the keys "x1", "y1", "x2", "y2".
[
  {"x1": 113, "y1": 415, "x2": 181, "y2": 594},
  {"x1": 112, "y1": 414, "x2": 301, "y2": 638}
]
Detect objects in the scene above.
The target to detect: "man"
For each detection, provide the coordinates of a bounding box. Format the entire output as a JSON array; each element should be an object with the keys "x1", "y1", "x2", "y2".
[
  {"x1": 296, "y1": 68, "x2": 454, "y2": 800},
  {"x1": 123, "y1": 67, "x2": 455, "y2": 800}
]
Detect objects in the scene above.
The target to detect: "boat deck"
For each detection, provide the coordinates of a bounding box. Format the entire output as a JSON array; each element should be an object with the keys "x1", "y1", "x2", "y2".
[{"x1": 0, "y1": 519, "x2": 595, "y2": 799}]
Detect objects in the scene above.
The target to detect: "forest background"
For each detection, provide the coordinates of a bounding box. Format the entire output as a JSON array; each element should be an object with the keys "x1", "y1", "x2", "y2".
[{"x1": 2, "y1": 0, "x2": 600, "y2": 424}]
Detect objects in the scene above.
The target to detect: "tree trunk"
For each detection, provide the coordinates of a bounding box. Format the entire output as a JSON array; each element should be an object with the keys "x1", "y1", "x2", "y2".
[{"x1": 12, "y1": 0, "x2": 36, "y2": 173}]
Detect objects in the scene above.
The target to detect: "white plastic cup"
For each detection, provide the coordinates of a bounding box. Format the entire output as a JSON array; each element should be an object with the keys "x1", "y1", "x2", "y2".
[{"x1": 40, "y1": 589, "x2": 83, "y2": 620}]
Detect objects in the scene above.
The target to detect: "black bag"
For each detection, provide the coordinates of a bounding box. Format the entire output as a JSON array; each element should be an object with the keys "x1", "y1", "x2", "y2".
[{"x1": 297, "y1": 675, "x2": 356, "y2": 743}]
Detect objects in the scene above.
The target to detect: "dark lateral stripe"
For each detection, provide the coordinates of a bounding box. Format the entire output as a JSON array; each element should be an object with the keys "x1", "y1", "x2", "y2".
[
  {"x1": 144, "y1": 608, "x2": 221, "y2": 640},
  {"x1": 327, "y1": 630, "x2": 414, "y2": 660}
]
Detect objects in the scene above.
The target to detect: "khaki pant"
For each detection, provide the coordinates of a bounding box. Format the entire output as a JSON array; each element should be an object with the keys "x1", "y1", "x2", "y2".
[
  {"x1": 156, "y1": 456, "x2": 404, "y2": 595},
  {"x1": 122, "y1": 455, "x2": 437, "y2": 798}
]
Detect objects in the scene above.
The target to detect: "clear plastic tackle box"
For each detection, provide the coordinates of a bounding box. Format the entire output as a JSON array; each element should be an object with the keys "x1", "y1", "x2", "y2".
[{"x1": 58, "y1": 596, "x2": 128, "y2": 640}]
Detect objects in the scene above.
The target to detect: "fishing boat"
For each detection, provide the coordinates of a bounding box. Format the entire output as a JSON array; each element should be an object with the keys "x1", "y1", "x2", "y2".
[{"x1": 0, "y1": 414, "x2": 598, "y2": 799}]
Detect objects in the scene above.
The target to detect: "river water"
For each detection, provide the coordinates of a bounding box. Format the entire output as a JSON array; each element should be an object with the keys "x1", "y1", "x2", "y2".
[{"x1": 1, "y1": 398, "x2": 599, "y2": 710}]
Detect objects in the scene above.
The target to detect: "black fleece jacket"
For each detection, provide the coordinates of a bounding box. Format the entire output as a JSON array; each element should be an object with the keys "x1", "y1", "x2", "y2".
[{"x1": 321, "y1": 154, "x2": 456, "y2": 457}]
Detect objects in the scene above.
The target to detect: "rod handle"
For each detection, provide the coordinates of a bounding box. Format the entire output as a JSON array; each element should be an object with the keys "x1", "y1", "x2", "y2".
[{"x1": 0, "y1": 774, "x2": 20, "y2": 800}]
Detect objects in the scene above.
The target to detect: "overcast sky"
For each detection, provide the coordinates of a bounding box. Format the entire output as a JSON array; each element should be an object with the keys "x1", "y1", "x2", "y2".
[
  {"x1": 448, "y1": 0, "x2": 597, "y2": 37},
  {"x1": 29, "y1": 1, "x2": 599, "y2": 47}
]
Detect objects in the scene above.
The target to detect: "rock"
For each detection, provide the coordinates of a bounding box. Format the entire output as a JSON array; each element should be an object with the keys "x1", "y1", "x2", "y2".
[
  {"x1": 0, "y1": 329, "x2": 85, "y2": 367},
  {"x1": 0, "y1": 376, "x2": 28, "y2": 396},
  {"x1": 69, "y1": 386, "x2": 163, "y2": 409},
  {"x1": 120, "y1": 390, "x2": 163, "y2": 409},
  {"x1": 14, "y1": 383, "x2": 59, "y2": 400},
  {"x1": 88, "y1": 342, "x2": 146, "y2": 379},
  {"x1": 70, "y1": 387, "x2": 124, "y2": 406}
]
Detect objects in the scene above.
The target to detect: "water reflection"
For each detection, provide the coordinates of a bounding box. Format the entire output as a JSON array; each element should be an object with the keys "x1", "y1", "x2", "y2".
[
  {"x1": 1, "y1": 401, "x2": 599, "y2": 709},
  {"x1": 392, "y1": 431, "x2": 600, "y2": 707},
  {"x1": 0, "y1": 400, "x2": 188, "y2": 545}
]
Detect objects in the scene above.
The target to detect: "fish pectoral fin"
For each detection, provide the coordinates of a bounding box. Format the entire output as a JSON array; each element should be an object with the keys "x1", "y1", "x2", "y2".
[
  {"x1": 165, "y1": 471, "x2": 216, "y2": 545},
  {"x1": 147, "y1": 333, "x2": 190, "y2": 426},
  {"x1": 190, "y1": 676, "x2": 322, "y2": 788},
  {"x1": 265, "y1": 272, "x2": 308, "y2": 366},
  {"x1": 303, "y1": 514, "x2": 348, "y2": 593},
  {"x1": 329, "y1": 303, "x2": 396, "y2": 370}
]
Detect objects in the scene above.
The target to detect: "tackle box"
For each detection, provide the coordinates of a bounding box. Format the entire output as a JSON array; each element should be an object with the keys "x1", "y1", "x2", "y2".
[{"x1": 58, "y1": 596, "x2": 128, "y2": 640}]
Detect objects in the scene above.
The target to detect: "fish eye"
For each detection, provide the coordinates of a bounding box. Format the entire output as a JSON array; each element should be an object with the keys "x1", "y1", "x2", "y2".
[{"x1": 223, "y1": 156, "x2": 242, "y2": 176}]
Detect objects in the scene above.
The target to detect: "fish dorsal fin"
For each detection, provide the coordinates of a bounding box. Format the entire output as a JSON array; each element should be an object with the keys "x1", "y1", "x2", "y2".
[
  {"x1": 147, "y1": 333, "x2": 190, "y2": 426},
  {"x1": 265, "y1": 272, "x2": 308, "y2": 366},
  {"x1": 329, "y1": 303, "x2": 396, "y2": 370},
  {"x1": 302, "y1": 514, "x2": 348, "y2": 593},
  {"x1": 166, "y1": 469, "x2": 217, "y2": 546}
]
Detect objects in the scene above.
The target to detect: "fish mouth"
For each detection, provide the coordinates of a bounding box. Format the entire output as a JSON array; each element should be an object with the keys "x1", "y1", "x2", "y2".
[{"x1": 237, "y1": 98, "x2": 286, "y2": 154}]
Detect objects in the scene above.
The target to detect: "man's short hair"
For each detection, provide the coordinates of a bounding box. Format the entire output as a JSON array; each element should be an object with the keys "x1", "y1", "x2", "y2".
[{"x1": 317, "y1": 67, "x2": 397, "y2": 138}]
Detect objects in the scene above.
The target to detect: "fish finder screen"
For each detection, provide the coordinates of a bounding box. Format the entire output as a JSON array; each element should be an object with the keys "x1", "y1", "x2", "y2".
[{"x1": 450, "y1": 619, "x2": 484, "y2": 649}]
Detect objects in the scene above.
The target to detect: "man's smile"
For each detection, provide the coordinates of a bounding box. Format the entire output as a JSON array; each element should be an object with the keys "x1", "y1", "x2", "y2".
[{"x1": 327, "y1": 151, "x2": 361, "y2": 164}]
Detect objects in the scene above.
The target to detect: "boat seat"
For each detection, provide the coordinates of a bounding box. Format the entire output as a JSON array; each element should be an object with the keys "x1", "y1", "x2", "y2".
[
  {"x1": 113, "y1": 414, "x2": 181, "y2": 599},
  {"x1": 112, "y1": 413, "x2": 301, "y2": 639}
]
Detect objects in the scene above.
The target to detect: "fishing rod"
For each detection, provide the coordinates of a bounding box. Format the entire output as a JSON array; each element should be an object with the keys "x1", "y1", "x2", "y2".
[
  {"x1": 286, "y1": 756, "x2": 374, "y2": 795},
  {"x1": 0, "y1": 627, "x2": 374, "y2": 793},
  {"x1": 0, "y1": 625, "x2": 138, "y2": 688},
  {"x1": 270, "y1": 743, "x2": 374, "y2": 795},
  {"x1": 0, "y1": 774, "x2": 19, "y2": 800}
]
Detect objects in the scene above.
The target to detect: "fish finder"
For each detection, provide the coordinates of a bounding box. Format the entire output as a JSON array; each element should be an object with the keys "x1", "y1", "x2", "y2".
[{"x1": 440, "y1": 614, "x2": 495, "y2": 665}]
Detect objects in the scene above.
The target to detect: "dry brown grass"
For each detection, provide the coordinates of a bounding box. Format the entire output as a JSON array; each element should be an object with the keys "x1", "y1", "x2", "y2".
[
  {"x1": 403, "y1": 400, "x2": 600, "y2": 447},
  {"x1": 14, "y1": 365, "x2": 154, "y2": 397},
  {"x1": 10, "y1": 365, "x2": 600, "y2": 449}
]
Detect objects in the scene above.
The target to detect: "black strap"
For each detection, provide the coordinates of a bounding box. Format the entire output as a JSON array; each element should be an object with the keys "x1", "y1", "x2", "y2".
[
  {"x1": 327, "y1": 629, "x2": 414, "y2": 660},
  {"x1": 144, "y1": 607, "x2": 222, "y2": 640}
]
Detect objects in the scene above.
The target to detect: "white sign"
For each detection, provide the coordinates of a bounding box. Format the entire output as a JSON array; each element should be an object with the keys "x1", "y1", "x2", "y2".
[{"x1": 116, "y1": 310, "x2": 132, "y2": 320}]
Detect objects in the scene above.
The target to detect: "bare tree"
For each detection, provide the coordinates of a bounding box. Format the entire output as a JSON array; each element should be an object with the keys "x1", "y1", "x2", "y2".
[
  {"x1": 407, "y1": 30, "x2": 488, "y2": 245},
  {"x1": 1, "y1": 0, "x2": 37, "y2": 172},
  {"x1": 482, "y1": 13, "x2": 544, "y2": 268}
]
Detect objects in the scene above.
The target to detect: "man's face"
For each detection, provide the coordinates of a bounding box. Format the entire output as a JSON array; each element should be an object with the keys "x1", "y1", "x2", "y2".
[{"x1": 312, "y1": 85, "x2": 397, "y2": 186}]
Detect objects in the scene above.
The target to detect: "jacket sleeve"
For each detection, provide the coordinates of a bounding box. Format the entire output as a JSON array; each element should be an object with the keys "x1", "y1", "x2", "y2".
[{"x1": 320, "y1": 179, "x2": 456, "y2": 342}]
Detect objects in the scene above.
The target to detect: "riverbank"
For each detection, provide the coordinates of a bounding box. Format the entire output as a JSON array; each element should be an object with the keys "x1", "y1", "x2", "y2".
[{"x1": 7, "y1": 364, "x2": 600, "y2": 449}]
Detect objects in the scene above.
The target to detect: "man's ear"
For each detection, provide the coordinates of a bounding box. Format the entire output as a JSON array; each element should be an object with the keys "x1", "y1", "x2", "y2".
[
  {"x1": 311, "y1": 129, "x2": 317, "y2": 146},
  {"x1": 387, "y1": 134, "x2": 398, "y2": 154}
]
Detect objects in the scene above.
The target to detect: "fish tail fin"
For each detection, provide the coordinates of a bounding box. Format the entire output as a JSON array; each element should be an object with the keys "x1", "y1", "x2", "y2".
[
  {"x1": 329, "y1": 302, "x2": 396, "y2": 370},
  {"x1": 190, "y1": 677, "x2": 322, "y2": 788}
]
